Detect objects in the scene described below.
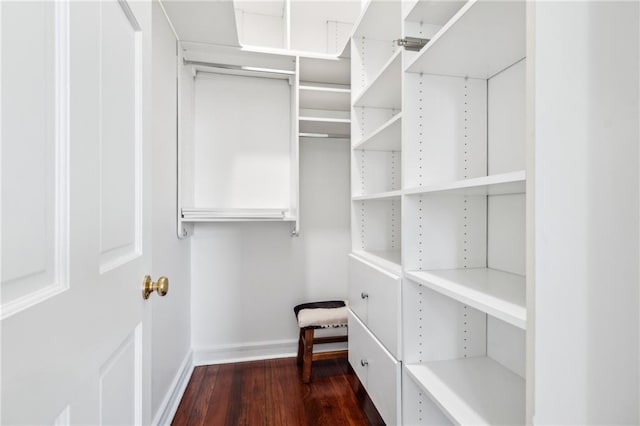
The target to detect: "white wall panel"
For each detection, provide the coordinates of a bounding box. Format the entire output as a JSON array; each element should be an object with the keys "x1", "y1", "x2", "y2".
[
  {"x1": 488, "y1": 194, "x2": 525, "y2": 275},
  {"x1": 290, "y1": 1, "x2": 359, "y2": 54},
  {"x1": 488, "y1": 59, "x2": 525, "y2": 175},
  {"x1": 150, "y1": 3, "x2": 192, "y2": 422},
  {"x1": 403, "y1": 74, "x2": 487, "y2": 188},
  {"x1": 191, "y1": 138, "x2": 350, "y2": 361},
  {"x1": 192, "y1": 73, "x2": 291, "y2": 210},
  {"x1": 533, "y1": 2, "x2": 639, "y2": 423}
]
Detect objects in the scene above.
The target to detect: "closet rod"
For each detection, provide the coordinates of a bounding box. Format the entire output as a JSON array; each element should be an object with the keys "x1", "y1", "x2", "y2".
[{"x1": 183, "y1": 59, "x2": 295, "y2": 76}]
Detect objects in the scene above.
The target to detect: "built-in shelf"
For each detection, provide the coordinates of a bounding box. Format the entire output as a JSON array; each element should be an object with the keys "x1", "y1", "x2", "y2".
[
  {"x1": 353, "y1": 113, "x2": 402, "y2": 152},
  {"x1": 404, "y1": 170, "x2": 525, "y2": 197},
  {"x1": 353, "y1": 50, "x2": 402, "y2": 109},
  {"x1": 406, "y1": 0, "x2": 525, "y2": 79},
  {"x1": 352, "y1": 249, "x2": 402, "y2": 275},
  {"x1": 299, "y1": 116, "x2": 351, "y2": 136},
  {"x1": 299, "y1": 132, "x2": 349, "y2": 139},
  {"x1": 352, "y1": 190, "x2": 402, "y2": 201},
  {"x1": 406, "y1": 357, "x2": 525, "y2": 426},
  {"x1": 405, "y1": 268, "x2": 526, "y2": 329},
  {"x1": 299, "y1": 83, "x2": 351, "y2": 111},
  {"x1": 404, "y1": 0, "x2": 466, "y2": 24},
  {"x1": 181, "y1": 208, "x2": 296, "y2": 222}
]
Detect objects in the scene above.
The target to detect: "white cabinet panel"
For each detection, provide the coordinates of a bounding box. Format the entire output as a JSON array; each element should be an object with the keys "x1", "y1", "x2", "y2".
[
  {"x1": 366, "y1": 329, "x2": 401, "y2": 426},
  {"x1": 349, "y1": 254, "x2": 401, "y2": 358},
  {"x1": 348, "y1": 309, "x2": 369, "y2": 386},
  {"x1": 348, "y1": 310, "x2": 401, "y2": 425}
]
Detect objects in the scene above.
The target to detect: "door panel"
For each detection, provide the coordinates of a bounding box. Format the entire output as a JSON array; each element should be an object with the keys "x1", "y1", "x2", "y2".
[
  {"x1": 99, "y1": 325, "x2": 142, "y2": 426},
  {"x1": 1, "y1": 0, "x2": 68, "y2": 317},
  {"x1": 99, "y1": 0, "x2": 142, "y2": 272},
  {"x1": 1, "y1": 1, "x2": 152, "y2": 424}
]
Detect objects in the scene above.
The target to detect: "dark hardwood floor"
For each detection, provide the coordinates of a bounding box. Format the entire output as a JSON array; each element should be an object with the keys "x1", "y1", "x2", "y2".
[{"x1": 172, "y1": 357, "x2": 385, "y2": 426}]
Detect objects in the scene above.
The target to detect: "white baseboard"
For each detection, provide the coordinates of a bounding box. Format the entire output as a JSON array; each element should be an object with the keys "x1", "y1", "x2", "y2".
[
  {"x1": 193, "y1": 339, "x2": 299, "y2": 365},
  {"x1": 152, "y1": 350, "x2": 194, "y2": 426},
  {"x1": 193, "y1": 337, "x2": 348, "y2": 366}
]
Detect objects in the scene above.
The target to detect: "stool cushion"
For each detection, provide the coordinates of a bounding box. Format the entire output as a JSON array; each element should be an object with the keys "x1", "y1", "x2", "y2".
[{"x1": 294, "y1": 300, "x2": 348, "y2": 329}]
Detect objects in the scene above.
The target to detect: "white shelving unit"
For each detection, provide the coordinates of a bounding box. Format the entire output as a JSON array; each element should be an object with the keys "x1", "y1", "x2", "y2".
[
  {"x1": 352, "y1": 190, "x2": 402, "y2": 201},
  {"x1": 177, "y1": 44, "x2": 300, "y2": 235},
  {"x1": 298, "y1": 115, "x2": 350, "y2": 137},
  {"x1": 403, "y1": 170, "x2": 525, "y2": 196},
  {"x1": 401, "y1": 0, "x2": 528, "y2": 424},
  {"x1": 353, "y1": 112, "x2": 402, "y2": 152},
  {"x1": 352, "y1": 50, "x2": 402, "y2": 109},
  {"x1": 348, "y1": 2, "x2": 404, "y2": 425},
  {"x1": 405, "y1": 268, "x2": 526, "y2": 329},
  {"x1": 405, "y1": 357, "x2": 525, "y2": 425},
  {"x1": 406, "y1": 0, "x2": 525, "y2": 79},
  {"x1": 299, "y1": 84, "x2": 350, "y2": 111},
  {"x1": 298, "y1": 57, "x2": 351, "y2": 139}
]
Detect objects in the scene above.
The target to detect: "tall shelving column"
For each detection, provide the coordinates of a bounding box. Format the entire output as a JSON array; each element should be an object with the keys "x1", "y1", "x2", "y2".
[
  {"x1": 347, "y1": 1, "x2": 403, "y2": 424},
  {"x1": 351, "y1": 1, "x2": 403, "y2": 270},
  {"x1": 401, "y1": 1, "x2": 528, "y2": 425}
]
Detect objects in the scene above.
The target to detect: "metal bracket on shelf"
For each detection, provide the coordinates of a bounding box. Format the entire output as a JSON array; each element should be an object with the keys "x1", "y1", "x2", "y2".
[{"x1": 396, "y1": 37, "x2": 430, "y2": 52}]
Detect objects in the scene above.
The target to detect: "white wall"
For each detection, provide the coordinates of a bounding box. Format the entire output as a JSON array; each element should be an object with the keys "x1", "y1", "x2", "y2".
[
  {"x1": 532, "y1": 2, "x2": 639, "y2": 424},
  {"x1": 150, "y1": 2, "x2": 192, "y2": 423},
  {"x1": 191, "y1": 138, "x2": 351, "y2": 363},
  {"x1": 290, "y1": 1, "x2": 360, "y2": 54}
]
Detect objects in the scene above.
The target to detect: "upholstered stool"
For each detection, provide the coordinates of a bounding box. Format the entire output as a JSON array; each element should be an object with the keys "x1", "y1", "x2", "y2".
[{"x1": 293, "y1": 300, "x2": 348, "y2": 383}]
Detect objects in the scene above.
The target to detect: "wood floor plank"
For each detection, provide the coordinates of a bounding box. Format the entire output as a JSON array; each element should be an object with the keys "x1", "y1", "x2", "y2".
[
  {"x1": 171, "y1": 365, "x2": 206, "y2": 426},
  {"x1": 202, "y1": 363, "x2": 235, "y2": 425},
  {"x1": 265, "y1": 358, "x2": 307, "y2": 426},
  {"x1": 236, "y1": 360, "x2": 268, "y2": 426},
  {"x1": 172, "y1": 357, "x2": 384, "y2": 426},
  {"x1": 186, "y1": 365, "x2": 220, "y2": 426}
]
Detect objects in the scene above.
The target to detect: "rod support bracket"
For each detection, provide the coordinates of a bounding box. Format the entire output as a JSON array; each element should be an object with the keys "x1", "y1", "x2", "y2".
[{"x1": 396, "y1": 37, "x2": 429, "y2": 52}]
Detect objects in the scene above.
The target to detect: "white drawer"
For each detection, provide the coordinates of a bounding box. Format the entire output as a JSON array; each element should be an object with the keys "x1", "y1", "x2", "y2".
[
  {"x1": 349, "y1": 254, "x2": 402, "y2": 358},
  {"x1": 349, "y1": 310, "x2": 401, "y2": 425}
]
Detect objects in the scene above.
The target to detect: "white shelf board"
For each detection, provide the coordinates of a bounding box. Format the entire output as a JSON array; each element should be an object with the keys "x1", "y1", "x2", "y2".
[
  {"x1": 404, "y1": 0, "x2": 466, "y2": 25},
  {"x1": 406, "y1": 0, "x2": 525, "y2": 79},
  {"x1": 406, "y1": 357, "x2": 525, "y2": 426},
  {"x1": 353, "y1": 50, "x2": 402, "y2": 109},
  {"x1": 404, "y1": 170, "x2": 525, "y2": 197},
  {"x1": 352, "y1": 249, "x2": 402, "y2": 275},
  {"x1": 299, "y1": 133, "x2": 349, "y2": 140},
  {"x1": 299, "y1": 84, "x2": 351, "y2": 111},
  {"x1": 353, "y1": 113, "x2": 402, "y2": 152},
  {"x1": 405, "y1": 268, "x2": 526, "y2": 329},
  {"x1": 299, "y1": 116, "x2": 350, "y2": 136},
  {"x1": 352, "y1": 190, "x2": 402, "y2": 201}
]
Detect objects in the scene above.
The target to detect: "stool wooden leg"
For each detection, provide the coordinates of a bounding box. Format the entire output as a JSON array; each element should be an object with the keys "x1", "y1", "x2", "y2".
[
  {"x1": 302, "y1": 328, "x2": 314, "y2": 383},
  {"x1": 296, "y1": 328, "x2": 304, "y2": 365}
]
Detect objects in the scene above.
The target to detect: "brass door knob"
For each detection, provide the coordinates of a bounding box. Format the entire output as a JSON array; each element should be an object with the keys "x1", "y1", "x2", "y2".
[{"x1": 142, "y1": 275, "x2": 169, "y2": 300}]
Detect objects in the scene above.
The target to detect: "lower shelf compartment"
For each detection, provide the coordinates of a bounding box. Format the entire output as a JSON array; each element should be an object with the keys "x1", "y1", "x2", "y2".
[{"x1": 405, "y1": 357, "x2": 525, "y2": 426}]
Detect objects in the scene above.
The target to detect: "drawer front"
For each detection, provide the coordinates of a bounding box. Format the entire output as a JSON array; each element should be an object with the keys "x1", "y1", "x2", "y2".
[
  {"x1": 349, "y1": 311, "x2": 401, "y2": 426},
  {"x1": 348, "y1": 310, "x2": 369, "y2": 386},
  {"x1": 348, "y1": 255, "x2": 368, "y2": 323},
  {"x1": 349, "y1": 254, "x2": 402, "y2": 359}
]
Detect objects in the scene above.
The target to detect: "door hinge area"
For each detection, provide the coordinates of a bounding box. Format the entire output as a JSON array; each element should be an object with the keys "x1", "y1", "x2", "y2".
[{"x1": 396, "y1": 37, "x2": 429, "y2": 52}]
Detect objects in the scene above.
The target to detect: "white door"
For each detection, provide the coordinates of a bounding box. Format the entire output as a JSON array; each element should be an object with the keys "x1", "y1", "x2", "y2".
[{"x1": 1, "y1": 1, "x2": 154, "y2": 424}]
